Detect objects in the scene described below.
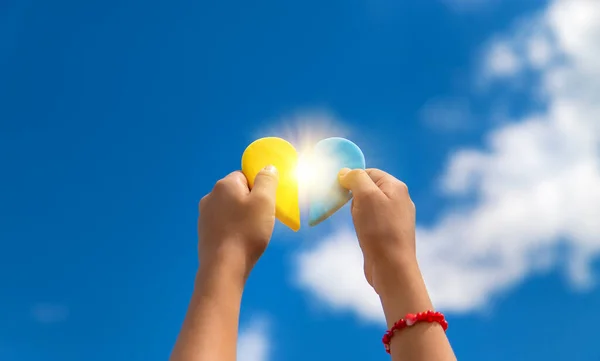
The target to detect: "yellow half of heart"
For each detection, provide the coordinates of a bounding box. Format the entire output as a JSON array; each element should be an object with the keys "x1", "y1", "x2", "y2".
[{"x1": 241, "y1": 137, "x2": 301, "y2": 231}]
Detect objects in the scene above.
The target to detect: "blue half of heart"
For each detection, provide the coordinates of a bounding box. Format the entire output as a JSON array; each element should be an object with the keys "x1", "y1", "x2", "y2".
[{"x1": 307, "y1": 137, "x2": 366, "y2": 226}]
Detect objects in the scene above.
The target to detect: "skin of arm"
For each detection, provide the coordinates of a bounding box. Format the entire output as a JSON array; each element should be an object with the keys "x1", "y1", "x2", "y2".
[
  {"x1": 170, "y1": 167, "x2": 279, "y2": 361},
  {"x1": 339, "y1": 168, "x2": 457, "y2": 361},
  {"x1": 377, "y1": 257, "x2": 456, "y2": 361},
  {"x1": 170, "y1": 259, "x2": 246, "y2": 361}
]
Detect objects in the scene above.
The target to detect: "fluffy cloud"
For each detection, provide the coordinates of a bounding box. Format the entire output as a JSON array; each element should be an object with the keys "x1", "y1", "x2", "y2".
[
  {"x1": 485, "y1": 40, "x2": 523, "y2": 77},
  {"x1": 295, "y1": 0, "x2": 600, "y2": 322},
  {"x1": 295, "y1": 227, "x2": 384, "y2": 323},
  {"x1": 237, "y1": 318, "x2": 270, "y2": 361}
]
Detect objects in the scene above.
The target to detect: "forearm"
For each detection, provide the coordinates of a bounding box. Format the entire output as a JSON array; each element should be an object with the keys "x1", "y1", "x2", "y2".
[
  {"x1": 170, "y1": 262, "x2": 245, "y2": 361},
  {"x1": 376, "y1": 257, "x2": 456, "y2": 361}
]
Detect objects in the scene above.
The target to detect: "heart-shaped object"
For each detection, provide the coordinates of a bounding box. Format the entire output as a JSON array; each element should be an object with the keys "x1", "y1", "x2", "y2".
[
  {"x1": 241, "y1": 137, "x2": 301, "y2": 231},
  {"x1": 307, "y1": 137, "x2": 366, "y2": 226}
]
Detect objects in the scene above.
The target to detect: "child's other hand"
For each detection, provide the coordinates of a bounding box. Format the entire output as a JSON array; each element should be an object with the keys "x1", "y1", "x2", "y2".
[
  {"x1": 197, "y1": 166, "x2": 278, "y2": 282},
  {"x1": 338, "y1": 168, "x2": 418, "y2": 297}
]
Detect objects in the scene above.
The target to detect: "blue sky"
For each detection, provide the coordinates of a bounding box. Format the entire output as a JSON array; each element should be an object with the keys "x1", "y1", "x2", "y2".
[{"x1": 2, "y1": 0, "x2": 600, "y2": 360}]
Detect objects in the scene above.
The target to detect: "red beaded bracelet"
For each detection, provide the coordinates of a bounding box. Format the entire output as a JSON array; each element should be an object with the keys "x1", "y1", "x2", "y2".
[{"x1": 382, "y1": 310, "x2": 448, "y2": 354}]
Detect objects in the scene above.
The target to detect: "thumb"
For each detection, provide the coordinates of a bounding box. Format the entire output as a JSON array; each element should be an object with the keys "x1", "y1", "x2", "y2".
[
  {"x1": 250, "y1": 165, "x2": 279, "y2": 205},
  {"x1": 338, "y1": 168, "x2": 380, "y2": 196}
]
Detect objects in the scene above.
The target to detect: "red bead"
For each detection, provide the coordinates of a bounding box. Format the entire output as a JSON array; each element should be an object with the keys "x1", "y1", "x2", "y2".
[{"x1": 382, "y1": 310, "x2": 448, "y2": 354}]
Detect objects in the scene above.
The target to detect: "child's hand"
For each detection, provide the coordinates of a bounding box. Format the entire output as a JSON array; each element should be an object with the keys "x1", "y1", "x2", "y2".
[
  {"x1": 198, "y1": 166, "x2": 279, "y2": 282},
  {"x1": 338, "y1": 168, "x2": 417, "y2": 296}
]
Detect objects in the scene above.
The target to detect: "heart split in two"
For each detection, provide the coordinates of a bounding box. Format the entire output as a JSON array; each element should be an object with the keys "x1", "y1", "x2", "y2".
[{"x1": 241, "y1": 137, "x2": 366, "y2": 231}]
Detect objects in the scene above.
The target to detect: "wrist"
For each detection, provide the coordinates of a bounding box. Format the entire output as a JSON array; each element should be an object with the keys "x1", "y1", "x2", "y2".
[
  {"x1": 198, "y1": 238, "x2": 257, "y2": 281},
  {"x1": 372, "y1": 252, "x2": 418, "y2": 295},
  {"x1": 194, "y1": 263, "x2": 246, "y2": 304},
  {"x1": 197, "y1": 249, "x2": 249, "y2": 291},
  {"x1": 372, "y1": 255, "x2": 434, "y2": 328}
]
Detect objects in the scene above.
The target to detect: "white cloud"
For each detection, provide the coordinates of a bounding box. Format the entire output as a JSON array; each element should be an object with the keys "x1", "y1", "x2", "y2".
[
  {"x1": 295, "y1": 227, "x2": 383, "y2": 322},
  {"x1": 527, "y1": 34, "x2": 553, "y2": 69},
  {"x1": 237, "y1": 318, "x2": 270, "y2": 361},
  {"x1": 294, "y1": 0, "x2": 600, "y2": 322},
  {"x1": 30, "y1": 303, "x2": 69, "y2": 324},
  {"x1": 485, "y1": 40, "x2": 522, "y2": 77}
]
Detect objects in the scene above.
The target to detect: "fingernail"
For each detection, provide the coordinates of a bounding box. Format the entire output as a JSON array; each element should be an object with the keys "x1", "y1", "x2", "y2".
[{"x1": 263, "y1": 165, "x2": 278, "y2": 175}]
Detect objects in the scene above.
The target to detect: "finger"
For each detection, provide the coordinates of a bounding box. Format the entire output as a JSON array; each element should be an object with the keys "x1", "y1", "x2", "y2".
[
  {"x1": 363, "y1": 168, "x2": 390, "y2": 185},
  {"x1": 363, "y1": 169, "x2": 404, "y2": 197},
  {"x1": 250, "y1": 165, "x2": 279, "y2": 205},
  {"x1": 338, "y1": 168, "x2": 381, "y2": 196},
  {"x1": 198, "y1": 194, "x2": 209, "y2": 212},
  {"x1": 214, "y1": 171, "x2": 250, "y2": 195}
]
